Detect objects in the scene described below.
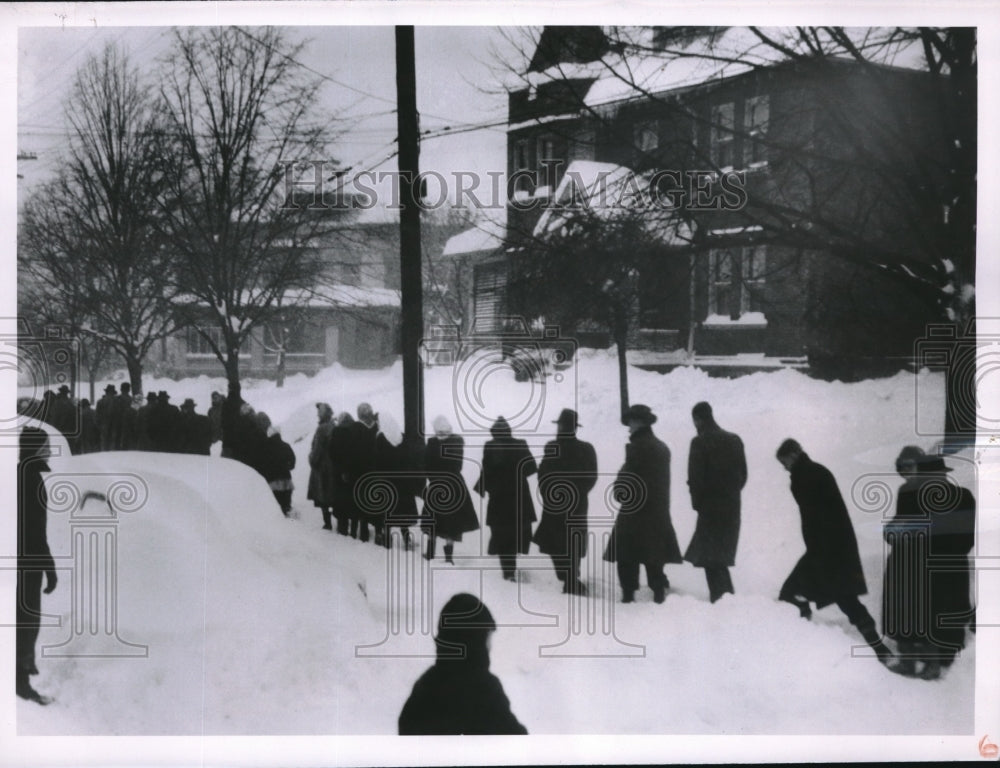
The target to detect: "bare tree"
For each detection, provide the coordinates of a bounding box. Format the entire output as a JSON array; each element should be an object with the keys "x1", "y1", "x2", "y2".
[
  {"x1": 157, "y1": 26, "x2": 334, "y2": 398},
  {"x1": 19, "y1": 43, "x2": 177, "y2": 395}
]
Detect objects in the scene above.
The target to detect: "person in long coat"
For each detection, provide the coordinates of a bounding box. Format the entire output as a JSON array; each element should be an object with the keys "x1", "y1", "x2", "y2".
[
  {"x1": 422, "y1": 415, "x2": 479, "y2": 563},
  {"x1": 96, "y1": 384, "x2": 117, "y2": 451},
  {"x1": 328, "y1": 412, "x2": 358, "y2": 538},
  {"x1": 684, "y1": 401, "x2": 747, "y2": 603},
  {"x1": 604, "y1": 404, "x2": 682, "y2": 604},
  {"x1": 51, "y1": 386, "x2": 78, "y2": 451},
  {"x1": 16, "y1": 427, "x2": 58, "y2": 705},
  {"x1": 532, "y1": 409, "x2": 597, "y2": 595},
  {"x1": 307, "y1": 403, "x2": 337, "y2": 530},
  {"x1": 882, "y1": 447, "x2": 975, "y2": 679},
  {"x1": 177, "y1": 399, "x2": 212, "y2": 455},
  {"x1": 775, "y1": 438, "x2": 893, "y2": 664},
  {"x1": 474, "y1": 417, "x2": 537, "y2": 581},
  {"x1": 374, "y1": 414, "x2": 422, "y2": 549},
  {"x1": 345, "y1": 403, "x2": 381, "y2": 543},
  {"x1": 207, "y1": 391, "x2": 225, "y2": 450},
  {"x1": 255, "y1": 412, "x2": 296, "y2": 516},
  {"x1": 133, "y1": 392, "x2": 157, "y2": 451},
  {"x1": 398, "y1": 593, "x2": 527, "y2": 735}
]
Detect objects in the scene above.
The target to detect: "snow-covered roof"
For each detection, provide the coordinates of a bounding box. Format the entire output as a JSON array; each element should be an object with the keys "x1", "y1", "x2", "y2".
[
  {"x1": 521, "y1": 27, "x2": 928, "y2": 114},
  {"x1": 442, "y1": 217, "x2": 506, "y2": 257},
  {"x1": 175, "y1": 284, "x2": 400, "y2": 311},
  {"x1": 532, "y1": 159, "x2": 694, "y2": 247}
]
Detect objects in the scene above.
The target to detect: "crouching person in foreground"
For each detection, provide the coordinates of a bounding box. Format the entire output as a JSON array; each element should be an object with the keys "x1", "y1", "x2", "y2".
[
  {"x1": 398, "y1": 593, "x2": 527, "y2": 735},
  {"x1": 775, "y1": 438, "x2": 895, "y2": 668}
]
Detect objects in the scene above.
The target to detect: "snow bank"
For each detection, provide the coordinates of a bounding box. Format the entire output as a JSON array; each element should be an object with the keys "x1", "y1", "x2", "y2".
[{"x1": 13, "y1": 350, "x2": 980, "y2": 746}]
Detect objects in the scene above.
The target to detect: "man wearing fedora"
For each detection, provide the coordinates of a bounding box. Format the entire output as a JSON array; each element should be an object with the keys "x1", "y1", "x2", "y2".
[
  {"x1": 533, "y1": 408, "x2": 598, "y2": 595},
  {"x1": 96, "y1": 384, "x2": 118, "y2": 451},
  {"x1": 604, "y1": 404, "x2": 683, "y2": 604},
  {"x1": 883, "y1": 447, "x2": 976, "y2": 679},
  {"x1": 684, "y1": 401, "x2": 747, "y2": 603}
]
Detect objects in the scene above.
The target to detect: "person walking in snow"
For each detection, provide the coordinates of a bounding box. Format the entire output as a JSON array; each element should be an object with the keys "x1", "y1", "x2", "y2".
[
  {"x1": 307, "y1": 403, "x2": 337, "y2": 530},
  {"x1": 328, "y1": 411, "x2": 357, "y2": 536},
  {"x1": 16, "y1": 427, "x2": 58, "y2": 705},
  {"x1": 684, "y1": 401, "x2": 747, "y2": 603},
  {"x1": 398, "y1": 593, "x2": 527, "y2": 735},
  {"x1": 373, "y1": 414, "x2": 422, "y2": 549},
  {"x1": 474, "y1": 417, "x2": 537, "y2": 581},
  {"x1": 775, "y1": 438, "x2": 893, "y2": 665},
  {"x1": 882, "y1": 447, "x2": 976, "y2": 679},
  {"x1": 532, "y1": 409, "x2": 597, "y2": 595},
  {"x1": 96, "y1": 384, "x2": 117, "y2": 451},
  {"x1": 346, "y1": 402, "x2": 381, "y2": 543},
  {"x1": 604, "y1": 404, "x2": 682, "y2": 604},
  {"x1": 256, "y1": 412, "x2": 296, "y2": 516},
  {"x1": 421, "y1": 415, "x2": 479, "y2": 563}
]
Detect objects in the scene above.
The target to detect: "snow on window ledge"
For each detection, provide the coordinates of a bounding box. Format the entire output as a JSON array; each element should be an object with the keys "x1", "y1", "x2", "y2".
[{"x1": 702, "y1": 312, "x2": 767, "y2": 327}]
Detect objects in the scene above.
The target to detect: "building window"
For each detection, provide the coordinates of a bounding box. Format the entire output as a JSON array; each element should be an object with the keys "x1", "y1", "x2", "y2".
[
  {"x1": 473, "y1": 262, "x2": 507, "y2": 333},
  {"x1": 536, "y1": 135, "x2": 558, "y2": 192},
  {"x1": 743, "y1": 95, "x2": 769, "y2": 166},
  {"x1": 708, "y1": 246, "x2": 766, "y2": 318},
  {"x1": 186, "y1": 326, "x2": 248, "y2": 357},
  {"x1": 633, "y1": 119, "x2": 659, "y2": 165},
  {"x1": 512, "y1": 139, "x2": 532, "y2": 195},
  {"x1": 263, "y1": 318, "x2": 325, "y2": 356},
  {"x1": 710, "y1": 102, "x2": 735, "y2": 170},
  {"x1": 709, "y1": 249, "x2": 735, "y2": 317}
]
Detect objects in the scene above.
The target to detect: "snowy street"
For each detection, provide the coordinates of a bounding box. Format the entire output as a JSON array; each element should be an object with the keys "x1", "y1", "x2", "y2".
[{"x1": 14, "y1": 351, "x2": 977, "y2": 736}]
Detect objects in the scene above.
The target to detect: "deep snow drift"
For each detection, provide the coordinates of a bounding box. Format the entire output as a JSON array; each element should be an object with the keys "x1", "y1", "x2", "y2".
[{"x1": 10, "y1": 350, "x2": 983, "y2": 744}]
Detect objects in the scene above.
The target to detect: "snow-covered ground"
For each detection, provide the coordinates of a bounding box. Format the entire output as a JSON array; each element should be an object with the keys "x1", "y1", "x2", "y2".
[{"x1": 6, "y1": 350, "x2": 995, "y2": 762}]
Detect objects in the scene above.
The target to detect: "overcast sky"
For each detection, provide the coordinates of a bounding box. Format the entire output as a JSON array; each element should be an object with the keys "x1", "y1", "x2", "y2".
[{"x1": 16, "y1": 24, "x2": 526, "y2": 214}]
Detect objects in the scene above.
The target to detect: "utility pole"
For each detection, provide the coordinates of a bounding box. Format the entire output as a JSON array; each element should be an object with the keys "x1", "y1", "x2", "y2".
[{"x1": 395, "y1": 26, "x2": 425, "y2": 443}]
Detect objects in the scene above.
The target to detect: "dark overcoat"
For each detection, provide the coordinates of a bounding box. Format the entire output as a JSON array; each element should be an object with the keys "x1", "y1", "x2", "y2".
[
  {"x1": 882, "y1": 474, "x2": 975, "y2": 653},
  {"x1": 782, "y1": 453, "x2": 867, "y2": 608},
  {"x1": 603, "y1": 426, "x2": 683, "y2": 565},
  {"x1": 398, "y1": 662, "x2": 527, "y2": 735},
  {"x1": 307, "y1": 419, "x2": 336, "y2": 507},
  {"x1": 475, "y1": 436, "x2": 537, "y2": 556},
  {"x1": 328, "y1": 421, "x2": 358, "y2": 524},
  {"x1": 345, "y1": 421, "x2": 381, "y2": 527},
  {"x1": 422, "y1": 435, "x2": 479, "y2": 540},
  {"x1": 684, "y1": 423, "x2": 747, "y2": 567},
  {"x1": 532, "y1": 436, "x2": 597, "y2": 558},
  {"x1": 375, "y1": 433, "x2": 421, "y2": 531},
  {"x1": 17, "y1": 457, "x2": 55, "y2": 674}
]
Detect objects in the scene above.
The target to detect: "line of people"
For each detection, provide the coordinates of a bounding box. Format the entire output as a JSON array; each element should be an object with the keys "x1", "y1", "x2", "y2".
[
  {"x1": 17, "y1": 384, "x2": 221, "y2": 456},
  {"x1": 307, "y1": 398, "x2": 975, "y2": 683}
]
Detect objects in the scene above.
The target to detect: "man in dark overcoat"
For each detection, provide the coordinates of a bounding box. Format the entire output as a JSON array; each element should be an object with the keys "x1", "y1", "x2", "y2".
[
  {"x1": 346, "y1": 402, "x2": 381, "y2": 543},
  {"x1": 474, "y1": 416, "x2": 537, "y2": 581},
  {"x1": 51, "y1": 385, "x2": 78, "y2": 451},
  {"x1": 95, "y1": 384, "x2": 118, "y2": 451},
  {"x1": 532, "y1": 409, "x2": 597, "y2": 595},
  {"x1": 776, "y1": 438, "x2": 893, "y2": 664},
  {"x1": 329, "y1": 412, "x2": 359, "y2": 537},
  {"x1": 398, "y1": 593, "x2": 527, "y2": 735},
  {"x1": 604, "y1": 404, "x2": 682, "y2": 604},
  {"x1": 307, "y1": 403, "x2": 337, "y2": 530},
  {"x1": 207, "y1": 391, "x2": 225, "y2": 450},
  {"x1": 684, "y1": 401, "x2": 747, "y2": 603},
  {"x1": 177, "y1": 399, "x2": 212, "y2": 455},
  {"x1": 134, "y1": 391, "x2": 157, "y2": 450},
  {"x1": 114, "y1": 383, "x2": 135, "y2": 450},
  {"x1": 883, "y1": 447, "x2": 976, "y2": 679},
  {"x1": 16, "y1": 427, "x2": 58, "y2": 705}
]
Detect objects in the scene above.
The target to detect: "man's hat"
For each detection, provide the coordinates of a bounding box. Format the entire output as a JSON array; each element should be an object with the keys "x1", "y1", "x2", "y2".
[
  {"x1": 104, "y1": 384, "x2": 117, "y2": 394},
  {"x1": 552, "y1": 408, "x2": 580, "y2": 431},
  {"x1": 621, "y1": 403, "x2": 657, "y2": 426},
  {"x1": 58, "y1": 384, "x2": 71, "y2": 395},
  {"x1": 920, "y1": 455, "x2": 954, "y2": 473},
  {"x1": 146, "y1": 391, "x2": 157, "y2": 401},
  {"x1": 181, "y1": 398, "x2": 196, "y2": 410},
  {"x1": 158, "y1": 391, "x2": 170, "y2": 400}
]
